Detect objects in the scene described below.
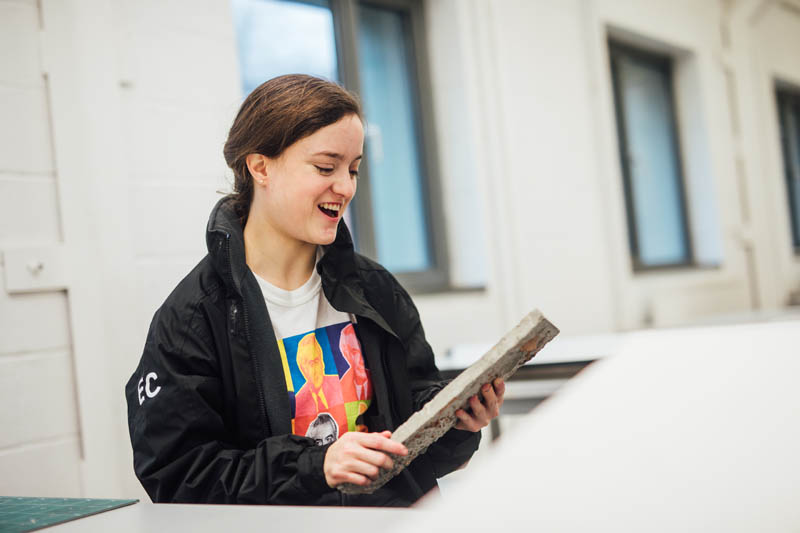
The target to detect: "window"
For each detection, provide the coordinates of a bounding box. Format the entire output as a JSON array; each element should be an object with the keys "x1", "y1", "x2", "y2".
[
  {"x1": 776, "y1": 87, "x2": 800, "y2": 253},
  {"x1": 231, "y1": 0, "x2": 448, "y2": 291},
  {"x1": 231, "y1": 0, "x2": 339, "y2": 92},
  {"x1": 609, "y1": 41, "x2": 693, "y2": 270}
]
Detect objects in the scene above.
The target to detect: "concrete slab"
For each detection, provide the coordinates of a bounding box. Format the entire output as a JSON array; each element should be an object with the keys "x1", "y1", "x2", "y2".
[{"x1": 339, "y1": 309, "x2": 559, "y2": 494}]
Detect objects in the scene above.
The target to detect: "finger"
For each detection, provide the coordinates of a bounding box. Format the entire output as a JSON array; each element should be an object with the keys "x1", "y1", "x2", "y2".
[
  {"x1": 493, "y1": 378, "x2": 505, "y2": 397},
  {"x1": 348, "y1": 459, "x2": 382, "y2": 480},
  {"x1": 352, "y1": 473, "x2": 371, "y2": 486},
  {"x1": 454, "y1": 409, "x2": 469, "y2": 430},
  {"x1": 455, "y1": 408, "x2": 481, "y2": 432},
  {"x1": 493, "y1": 378, "x2": 506, "y2": 406},
  {"x1": 363, "y1": 433, "x2": 408, "y2": 456},
  {"x1": 337, "y1": 472, "x2": 369, "y2": 486},
  {"x1": 469, "y1": 393, "x2": 489, "y2": 424},
  {"x1": 454, "y1": 409, "x2": 467, "y2": 430},
  {"x1": 481, "y1": 383, "x2": 501, "y2": 418},
  {"x1": 481, "y1": 382, "x2": 498, "y2": 409},
  {"x1": 352, "y1": 447, "x2": 394, "y2": 471}
]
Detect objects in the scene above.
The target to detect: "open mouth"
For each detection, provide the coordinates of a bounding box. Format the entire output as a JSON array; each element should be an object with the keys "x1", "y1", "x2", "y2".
[{"x1": 318, "y1": 202, "x2": 341, "y2": 219}]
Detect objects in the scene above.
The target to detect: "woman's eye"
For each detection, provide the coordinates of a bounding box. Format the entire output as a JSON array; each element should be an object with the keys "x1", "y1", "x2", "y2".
[
  {"x1": 315, "y1": 166, "x2": 334, "y2": 175},
  {"x1": 349, "y1": 170, "x2": 359, "y2": 179}
]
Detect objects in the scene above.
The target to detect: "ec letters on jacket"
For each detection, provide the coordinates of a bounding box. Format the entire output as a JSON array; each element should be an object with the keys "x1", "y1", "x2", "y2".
[{"x1": 125, "y1": 196, "x2": 480, "y2": 506}]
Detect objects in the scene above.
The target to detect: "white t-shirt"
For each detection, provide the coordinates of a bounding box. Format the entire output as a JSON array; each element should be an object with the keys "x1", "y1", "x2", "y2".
[{"x1": 255, "y1": 252, "x2": 373, "y2": 445}]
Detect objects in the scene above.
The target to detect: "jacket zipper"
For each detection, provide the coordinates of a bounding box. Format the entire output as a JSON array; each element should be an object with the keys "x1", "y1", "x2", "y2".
[
  {"x1": 223, "y1": 233, "x2": 269, "y2": 434},
  {"x1": 242, "y1": 299, "x2": 269, "y2": 434}
]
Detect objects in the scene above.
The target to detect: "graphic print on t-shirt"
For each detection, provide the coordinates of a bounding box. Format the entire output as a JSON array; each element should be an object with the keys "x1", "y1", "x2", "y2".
[{"x1": 278, "y1": 321, "x2": 372, "y2": 442}]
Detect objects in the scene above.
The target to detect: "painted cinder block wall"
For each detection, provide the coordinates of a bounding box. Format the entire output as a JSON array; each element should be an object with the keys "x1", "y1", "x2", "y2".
[
  {"x1": 0, "y1": 0, "x2": 798, "y2": 499},
  {"x1": 0, "y1": 0, "x2": 82, "y2": 496}
]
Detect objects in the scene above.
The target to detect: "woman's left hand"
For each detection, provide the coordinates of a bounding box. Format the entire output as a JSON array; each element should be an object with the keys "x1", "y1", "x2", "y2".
[{"x1": 454, "y1": 378, "x2": 505, "y2": 432}]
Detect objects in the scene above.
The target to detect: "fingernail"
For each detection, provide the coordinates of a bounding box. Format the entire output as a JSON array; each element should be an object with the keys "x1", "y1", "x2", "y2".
[{"x1": 482, "y1": 384, "x2": 490, "y2": 391}]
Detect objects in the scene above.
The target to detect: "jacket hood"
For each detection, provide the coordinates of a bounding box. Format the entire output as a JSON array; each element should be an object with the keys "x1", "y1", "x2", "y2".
[{"x1": 205, "y1": 194, "x2": 358, "y2": 297}]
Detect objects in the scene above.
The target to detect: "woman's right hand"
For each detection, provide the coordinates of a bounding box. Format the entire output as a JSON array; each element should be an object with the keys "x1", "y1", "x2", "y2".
[{"x1": 323, "y1": 430, "x2": 408, "y2": 487}]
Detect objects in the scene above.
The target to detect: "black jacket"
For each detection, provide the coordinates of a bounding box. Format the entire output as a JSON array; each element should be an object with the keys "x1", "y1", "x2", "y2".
[{"x1": 125, "y1": 195, "x2": 480, "y2": 506}]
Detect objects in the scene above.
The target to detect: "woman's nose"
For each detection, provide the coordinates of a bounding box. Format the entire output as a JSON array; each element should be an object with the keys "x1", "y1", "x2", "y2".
[{"x1": 331, "y1": 169, "x2": 356, "y2": 198}]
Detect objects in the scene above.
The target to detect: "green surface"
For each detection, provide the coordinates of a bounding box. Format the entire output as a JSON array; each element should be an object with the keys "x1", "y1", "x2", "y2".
[{"x1": 0, "y1": 497, "x2": 138, "y2": 532}]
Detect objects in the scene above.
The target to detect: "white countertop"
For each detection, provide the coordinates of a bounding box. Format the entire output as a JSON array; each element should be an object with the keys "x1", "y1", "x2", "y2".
[
  {"x1": 414, "y1": 319, "x2": 800, "y2": 532},
  {"x1": 49, "y1": 502, "x2": 423, "y2": 532}
]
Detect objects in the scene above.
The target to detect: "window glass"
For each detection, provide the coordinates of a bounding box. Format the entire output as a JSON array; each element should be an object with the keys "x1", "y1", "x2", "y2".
[
  {"x1": 614, "y1": 51, "x2": 690, "y2": 267},
  {"x1": 778, "y1": 91, "x2": 800, "y2": 250},
  {"x1": 230, "y1": 0, "x2": 338, "y2": 96},
  {"x1": 357, "y1": 4, "x2": 431, "y2": 273}
]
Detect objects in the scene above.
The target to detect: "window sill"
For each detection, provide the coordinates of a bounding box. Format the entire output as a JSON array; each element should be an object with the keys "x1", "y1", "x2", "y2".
[
  {"x1": 407, "y1": 284, "x2": 487, "y2": 297},
  {"x1": 631, "y1": 262, "x2": 721, "y2": 275}
]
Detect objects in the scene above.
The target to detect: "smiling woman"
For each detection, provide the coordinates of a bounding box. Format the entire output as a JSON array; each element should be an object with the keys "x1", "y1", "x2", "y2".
[
  {"x1": 239, "y1": 112, "x2": 363, "y2": 288},
  {"x1": 124, "y1": 74, "x2": 503, "y2": 507}
]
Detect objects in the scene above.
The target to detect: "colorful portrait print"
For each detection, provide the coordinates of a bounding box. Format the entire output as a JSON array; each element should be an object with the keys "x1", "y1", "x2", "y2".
[
  {"x1": 340, "y1": 324, "x2": 370, "y2": 400},
  {"x1": 306, "y1": 413, "x2": 339, "y2": 446},
  {"x1": 339, "y1": 324, "x2": 371, "y2": 432},
  {"x1": 279, "y1": 322, "x2": 373, "y2": 440}
]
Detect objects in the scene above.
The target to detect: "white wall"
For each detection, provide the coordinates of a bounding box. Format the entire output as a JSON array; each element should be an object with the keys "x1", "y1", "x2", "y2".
[
  {"x1": 0, "y1": 0, "x2": 83, "y2": 497},
  {"x1": 0, "y1": 0, "x2": 798, "y2": 500},
  {"x1": 746, "y1": 1, "x2": 800, "y2": 304},
  {"x1": 117, "y1": 0, "x2": 242, "y2": 497},
  {"x1": 417, "y1": 0, "x2": 800, "y2": 342}
]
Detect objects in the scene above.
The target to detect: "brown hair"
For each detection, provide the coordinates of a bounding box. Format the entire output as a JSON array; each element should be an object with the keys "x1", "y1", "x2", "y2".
[{"x1": 223, "y1": 74, "x2": 362, "y2": 224}]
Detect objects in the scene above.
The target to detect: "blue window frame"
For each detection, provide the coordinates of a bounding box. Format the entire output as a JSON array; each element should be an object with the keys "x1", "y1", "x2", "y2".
[{"x1": 609, "y1": 41, "x2": 693, "y2": 270}]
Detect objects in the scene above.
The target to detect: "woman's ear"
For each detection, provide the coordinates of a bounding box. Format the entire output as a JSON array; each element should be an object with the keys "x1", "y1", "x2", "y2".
[{"x1": 245, "y1": 153, "x2": 268, "y2": 186}]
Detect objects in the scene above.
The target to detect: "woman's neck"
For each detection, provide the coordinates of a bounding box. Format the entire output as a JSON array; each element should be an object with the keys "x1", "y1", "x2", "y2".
[{"x1": 243, "y1": 211, "x2": 317, "y2": 291}]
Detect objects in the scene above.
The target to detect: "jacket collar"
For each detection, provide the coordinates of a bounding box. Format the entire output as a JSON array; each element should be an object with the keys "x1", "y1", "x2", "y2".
[
  {"x1": 205, "y1": 195, "x2": 396, "y2": 338},
  {"x1": 206, "y1": 195, "x2": 356, "y2": 294},
  {"x1": 206, "y1": 195, "x2": 247, "y2": 296}
]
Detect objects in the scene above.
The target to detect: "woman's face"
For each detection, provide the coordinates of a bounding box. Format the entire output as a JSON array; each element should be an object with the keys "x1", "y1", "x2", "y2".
[{"x1": 251, "y1": 114, "x2": 363, "y2": 246}]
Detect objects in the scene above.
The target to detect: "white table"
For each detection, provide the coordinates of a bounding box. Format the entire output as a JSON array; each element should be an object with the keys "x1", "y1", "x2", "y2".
[
  {"x1": 415, "y1": 319, "x2": 800, "y2": 532},
  {"x1": 50, "y1": 502, "x2": 425, "y2": 532}
]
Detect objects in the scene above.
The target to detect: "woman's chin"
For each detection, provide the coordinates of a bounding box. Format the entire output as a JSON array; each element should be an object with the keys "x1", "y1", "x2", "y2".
[{"x1": 312, "y1": 229, "x2": 337, "y2": 246}]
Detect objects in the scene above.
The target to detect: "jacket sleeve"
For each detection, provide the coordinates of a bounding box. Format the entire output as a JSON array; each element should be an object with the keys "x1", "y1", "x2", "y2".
[
  {"x1": 389, "y1": 281, "x2": 482, "y2": 479},
  {"x1": 125, "y1": 303, "x2": 334, "y2": 504}
]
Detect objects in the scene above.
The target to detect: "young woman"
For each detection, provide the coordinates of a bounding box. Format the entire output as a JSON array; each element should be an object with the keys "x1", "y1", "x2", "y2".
[{"x1": 125, "y1": 74, "x2": 504, "y2": 506}]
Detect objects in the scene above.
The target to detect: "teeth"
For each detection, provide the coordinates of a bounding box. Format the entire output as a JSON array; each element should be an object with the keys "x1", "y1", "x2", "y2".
[{"x1": 319, "y1": 202, "x2": 340, "y2": 212}]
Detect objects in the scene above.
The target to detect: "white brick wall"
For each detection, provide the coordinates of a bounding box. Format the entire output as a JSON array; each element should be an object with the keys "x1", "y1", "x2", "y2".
[
  {"x1": 0, "y1": 1, "x2": 42, "y2": 86},
  {"x1": 0, "y1": 86, "x2": 54, "y2": 175},
  {"x1": 0, "y1": 0, "x2": 82, "y2": 498},
  {"x1": 0, "y1": 438, "x2": 82, "y2": 497},
  {"x1": 0, "y1": 272, "x2": 70, "y2": 355},
  {"x1": 124, "y1": 99, "x2": 234, "y2": 184},
  {"x1": 0, "y1": 177, "x2": 61, "y2": 246},
  {"x1": 0, "y1": 350, "x2": 79, "y2": 450},
  {"x1": 114, "y1": 0, "x2": 242, "y2": 497}
]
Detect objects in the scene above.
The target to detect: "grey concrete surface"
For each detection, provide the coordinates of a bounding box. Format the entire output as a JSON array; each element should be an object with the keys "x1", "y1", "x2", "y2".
[{"x1": 339, "y1": 309, "x2": 559, "y2": 494}]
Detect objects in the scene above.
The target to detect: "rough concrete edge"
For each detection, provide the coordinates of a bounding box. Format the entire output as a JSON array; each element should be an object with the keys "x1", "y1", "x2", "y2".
[{"x1": 338, "y1": 309, "x2": 560, "y2": 494}]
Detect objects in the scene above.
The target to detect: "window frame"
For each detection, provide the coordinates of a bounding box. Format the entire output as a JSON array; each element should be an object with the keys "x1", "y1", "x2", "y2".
[
  {"x1": 776, "y1": 85, "x2": 800, "y2": 255},
  {"x1": 608, "y1": 40, "x2": 695, "y2": 272},
  {"x1": 331, "y1": 0, "x2": 450, "y2": 292}
]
